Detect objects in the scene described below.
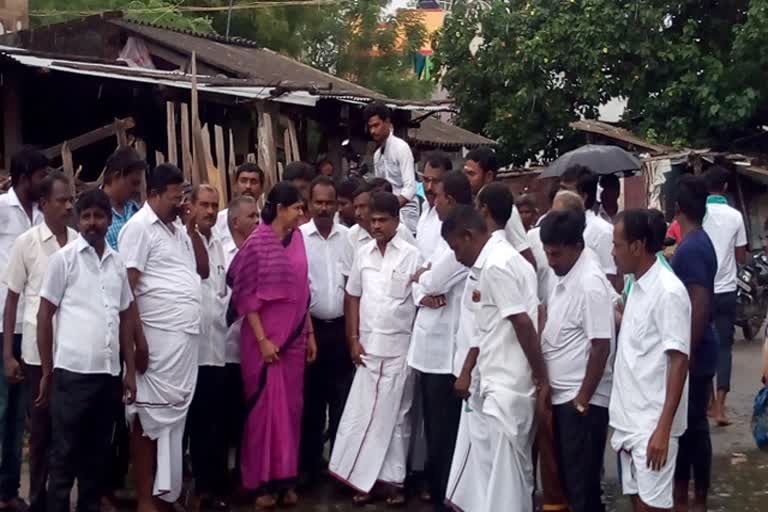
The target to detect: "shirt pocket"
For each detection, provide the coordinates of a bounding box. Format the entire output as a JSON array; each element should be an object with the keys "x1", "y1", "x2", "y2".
[{"x1": 387, "y1": 269, "x2": 410, "y2": 299}]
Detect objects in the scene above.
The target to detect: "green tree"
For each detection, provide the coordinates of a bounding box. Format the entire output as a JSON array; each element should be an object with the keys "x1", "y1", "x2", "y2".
[{"x1": 436, "y1": 0, "x2": 768, "y2": 164}]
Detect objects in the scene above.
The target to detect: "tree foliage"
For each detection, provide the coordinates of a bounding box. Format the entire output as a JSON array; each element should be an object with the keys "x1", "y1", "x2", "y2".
[{"x1": 436, "y1": 0, "x2": 768, "y2": 165}]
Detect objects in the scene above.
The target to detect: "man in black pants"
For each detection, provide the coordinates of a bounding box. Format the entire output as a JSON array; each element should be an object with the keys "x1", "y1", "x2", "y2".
[
  {"x1": 298, "y1": 177, "x2": 354, "y2": 484},
  {"x1": 539, "y1": 208, "x2": 615, "y2": 512},
  {"x1": 671, "y1": 175, "x2": 719, "y2": 512},
  {"x1": 36, "y1": 189, "x2": 136, "y2": 512}
]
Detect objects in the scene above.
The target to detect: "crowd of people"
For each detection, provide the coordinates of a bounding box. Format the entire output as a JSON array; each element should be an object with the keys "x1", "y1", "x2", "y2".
[{"x1": 0, "y1": 100, "x2": 760, "y2": 512}]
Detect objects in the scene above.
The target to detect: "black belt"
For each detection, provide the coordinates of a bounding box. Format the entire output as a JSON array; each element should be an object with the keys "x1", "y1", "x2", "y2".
[{"x1": 311, "y1": 316, "x2": 344, "y2": 325}]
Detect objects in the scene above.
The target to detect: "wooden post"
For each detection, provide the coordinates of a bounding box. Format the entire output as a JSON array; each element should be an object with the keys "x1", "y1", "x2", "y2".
[
  {"x1": 115, "y1": 119, "x2": 128, "y2": 147},
  {"x1": 180, "y1": 103, "x2": 193, "y2": 184},
  {"x1": 228, "y1": 129, "x2": 237, "y2": 199},
  {"x1": 214, "y1": 125, "x2": 227, "y2": 205},
  {"x1": 166, "y1": 102, "x2": 178, "y2": 166},
  {"x1": 155, "y1": 151, "x2": 165, "y2": 165},
  {"x1": 190, "y1": 52, "x2": 208, "y2": 185},
  {"x1": 61, "y1": 142, "x2": 76, "y2": 196}
]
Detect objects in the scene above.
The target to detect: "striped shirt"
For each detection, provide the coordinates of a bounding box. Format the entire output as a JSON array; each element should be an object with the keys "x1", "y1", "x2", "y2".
[{"x1": 106, "y1": 200, "x2": 140, "y2": 250}]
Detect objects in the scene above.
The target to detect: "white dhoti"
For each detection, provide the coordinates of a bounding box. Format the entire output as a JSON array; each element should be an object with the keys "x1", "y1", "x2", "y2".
[
  {"x1": 445, "y1": 392, "x2": 489, "y2": 512},
  {"x1": 479, "y1": 389, "x2": 536, "y2": 512},
  {"x1": 329, "y1": 353, "x2": 414, "y2": 492},
  {"x1": 125, "y1": 325, "x2": 198, "y2": 503}
]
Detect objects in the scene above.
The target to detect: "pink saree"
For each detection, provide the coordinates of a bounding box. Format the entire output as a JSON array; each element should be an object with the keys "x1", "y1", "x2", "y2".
[{"x1": 229, "y1": 222, "x2": 310, "y2": 491}]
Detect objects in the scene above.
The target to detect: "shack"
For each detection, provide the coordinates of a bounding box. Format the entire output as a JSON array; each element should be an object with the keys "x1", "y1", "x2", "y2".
[{"x1": 0, "y1": 11, "x2": 493, "y2": 202}]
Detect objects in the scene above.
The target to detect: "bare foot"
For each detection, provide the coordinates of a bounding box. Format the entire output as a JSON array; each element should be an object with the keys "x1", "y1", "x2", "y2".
[
  {"x1": 352, "y1": 493, "x2": 372, "y2": 506},
  {"x1": 279, "y1": 489, "x2": 298, "y2": 507},
  {"x1": 715, "y1": 415, "x2": 732, "y2": 427}
]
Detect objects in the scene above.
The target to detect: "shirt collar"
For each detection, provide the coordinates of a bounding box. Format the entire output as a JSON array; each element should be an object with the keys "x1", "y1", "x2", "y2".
[
  {"x1": 7, "y1": 187, "x2": 40, "y2": 214},
  {"x1": 306, "y1": 218, "x2": 341, "y2": 239},
  {"x1": 223, "y1": 236, "x2": 238, "y2": 255},
  {"x1": 472, "y1": 237, "x2": 497, "y2": 271},
  {"x1": 633, "y1": 259, "x2": 664, "y2": 293},
  {"x1": 76, "y1": 234, "x2": 115, "y2": 261},
  {"x1": 555, "y1": 249, "x2": 590, "y2": 288},
  {"x1": 142, "y1": 202, "x2": 161, "y2": 224},
  {"x1": 114, "y1": 200, "x2": 139, "y2": 218},
  {"x1": 356, "y1": 225, "x2": 372, "y2": 242},
  {"x1": 39, "y1": 221, "x2": 54, "y2": 242},
  {"x1": 491, "y1": 229, "x2": 505, "y2": 240}
]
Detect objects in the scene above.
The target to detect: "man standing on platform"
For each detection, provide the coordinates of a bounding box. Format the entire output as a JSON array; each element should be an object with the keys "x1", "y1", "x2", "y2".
[
  {"x1": 299, "y1": 177, "x2": 354, "y2": 484},
  {"x1": 103, "y1": 146, "x2": 146, "y2": 251},
  {"x1": 364, "y1": 102, "x2": 419, "y2": 234},
  {"x1": 213, "y1": 163, "x2": 264, "y2": 246}
]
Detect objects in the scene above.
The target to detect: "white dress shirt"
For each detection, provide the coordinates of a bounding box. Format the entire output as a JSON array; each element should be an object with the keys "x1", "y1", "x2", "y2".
[
  {"x1": 703, "y1": 201, "x2": 747, "y2": 293},
  {"x1": 609, "y1": 260, "x2": 691, "y2": 437},
  {"x1": 0, "y1": 188, "x2": 42, "y2": 334},
  {"x1": 2, "y1": 223, "x2": 78, "y2": 364},
  {"x1": 584, "y1": 210, "x2": 617, "y2": 276},
  {"x1": 475, "y1": 236, "x2": 539, "y2": 434},
  {"x1": 527, "y1": 227, "x2": 554, "y2": 304},
  {"x1": 408, "y1": 234, "x2": 468, "y2": 374},
  {"x1": 542, "y1": 250, "x2": 615, "y2": 407},
  {"x1": 346, "y1": 236, "x2": 420, "y2": 357},
  {"x1": 195, "y1": 232, "x2": 228, "y2": 367},
  {"x1": 374, "y1": 132, "x2": 419, "y2": 233},
  {"x1": 415, "y1": 205, "x2": 442, "y2": 261},
  {"x1": 342, "y1": 223, "x2": 416, "y2": 276},
  {"x1": 504, "y1": 205, "x2": 531, "y2": 252},
  {"x1": 300, "y1": 219, "x2": 351, "y2": 320},
  {"x1": 212, "y1": 209, "x2": 233, "y2": 249},
  {"x1": 223, "y1": 237, "x2": 241, "y2": 364},
  {"x1": 40, "y1": 236, "x2": 133, "y2": 376},
  {"x1": 118, "y1": 203, "x2": 202, "y2": 334}
]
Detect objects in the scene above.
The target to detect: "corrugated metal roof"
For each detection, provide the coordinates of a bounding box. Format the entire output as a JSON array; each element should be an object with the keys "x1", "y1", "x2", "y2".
[{"x1": 409, "y1": 116, "x2": 495, "y2": 148}]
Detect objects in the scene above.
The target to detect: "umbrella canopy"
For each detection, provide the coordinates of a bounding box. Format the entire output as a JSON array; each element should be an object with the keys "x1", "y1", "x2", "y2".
[{"x1": 540, "y1": 144, "x2": 642, "y2": 178}]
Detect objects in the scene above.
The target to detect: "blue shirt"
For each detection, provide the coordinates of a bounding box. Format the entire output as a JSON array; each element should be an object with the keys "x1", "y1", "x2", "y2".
[
  {"x1": 106, "y1": 200, "x2": 140, "y2": 251},
  {"x1": 671, "y1": 228, "x2": 719, "y2": 377}
]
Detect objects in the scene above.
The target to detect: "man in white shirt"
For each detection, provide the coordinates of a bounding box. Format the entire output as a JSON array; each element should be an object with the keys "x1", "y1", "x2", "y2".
[
  {"x1": 0, "y1": 147, "x2": 48, "y2": 512},
  {"x1": 610, "y1": 209, "x2": 691, "y2": 512},
  {"x1": 329, "y1": 192, "x2": 420, "y2": 506},
  {"x1": 441, "y1": 205, "x2": 546, "y2": 512},
  {"x1": 342, "y1": 182, "x2": 415, "y2": 276},
  {"x1": 186, "y1": 185, "x2": 231, "y2": 509},
  {"x1": 36, "y1": 189, "x2": 136, "y2": 512},
  {"x1": 2, "y1": 172, "x2": 77, "y2": 512},
  {"x1": 213, "y1": 163, "x2": 264, "y2": 246},
  {"x1": 336, "y1": 177, "x2": 361, "y2": 228},
  {"x1": 364, "y1": 102, "x2": 419, "y2": 234},
  {"x1": 221, "y1": 195, "x2": 259, "y2": 490},
  {"x1": 119, "y1": 164, "x2": 206, "y2": 508},
  {"x1": 462, "y1": 147, "x2": 536, "y2": 269},
  {"x1": 409, "y1": 166, "x2": 470, "y2": 511},
  {"x1": 298, "y1": 177, "x2": 354, "y2": 483},
  {"x1": 539, "y1": 209, "x2": 615, "y2": 512},
  {"x1": 702, "y1": 166, "x2": 747, "y2": 427}
]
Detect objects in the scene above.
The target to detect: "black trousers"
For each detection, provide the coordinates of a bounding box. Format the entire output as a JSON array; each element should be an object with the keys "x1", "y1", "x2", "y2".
[
  {"x1": 47, "y1": 370, "x2": 117, "y2": 512},
  {"x1": 675, "y1": 374, "x2": 712, "y2": 493},
  {"x1": 189, "y1": 365, "x2": 229, "y2": 497},
  {"x1": 23, "y1": 364, "x2": 51, "y2": 512},
  {"x1": 420, "y1": 372, "x2": 461, "y2": 511},
  {"x1": 222, "y1": 363, "x2": 244, "y2": 491},
  {"x1": 299, "y1": 317, "x2": 353, "y2": 476},
  {"x1": 552, "y1": 403, "x2": 609, "y2": 512},
  {"x1": 713, "y1": 292, "x2": 737, "y2": 392},
  {"x1": 105, "y1": 367, "x2": 130, "y2": 496}
]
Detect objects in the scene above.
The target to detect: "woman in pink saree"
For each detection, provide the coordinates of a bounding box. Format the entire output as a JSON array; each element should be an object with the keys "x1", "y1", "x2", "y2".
[{"x1": 228, "y1": 182, "x2": 317, "y2": 508}]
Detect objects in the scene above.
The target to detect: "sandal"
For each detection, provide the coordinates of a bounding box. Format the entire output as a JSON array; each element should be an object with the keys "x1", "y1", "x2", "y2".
[
  {"x1": 278, "y1": 489, "x2": 298, "y2": 508},
  {"x1": 254, "y1": 495, "x2": 277, "y2": 510},
  {"x1": 352, "y1": 493, "x2": 373, "y2": 506},
  {"x1": 385, "y1": 493, "x2": 406, "y2": 508}
]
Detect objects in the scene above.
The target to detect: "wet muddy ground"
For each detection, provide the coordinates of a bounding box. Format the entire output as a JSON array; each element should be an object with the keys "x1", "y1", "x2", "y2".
[{"x1": 22, "y1": 334, "x2": 768, "y2": 511}]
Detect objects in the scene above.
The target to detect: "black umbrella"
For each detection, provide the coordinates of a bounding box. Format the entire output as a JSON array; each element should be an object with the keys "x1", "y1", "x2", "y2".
[{"x1": 540, "y1": 144, "x2": 642, "y2": 178}]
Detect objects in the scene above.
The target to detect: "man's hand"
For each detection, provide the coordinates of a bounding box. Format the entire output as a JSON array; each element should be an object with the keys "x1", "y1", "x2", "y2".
[
  {"x1": 412, "y1": 263, "x2": 431, "y2": 284},
  {"x1": 350, "y1": 339, "x2": 366, "y2": 367},
  {"x1": 536, "y1": 382, "x2": 552, "y2": 421},
  {"x1": 398, "y1": 195, "x2": 408, "y2": 208},
  {"x1": 306, "y1": 333, "x2": 318, "y2": 364},
  {"x1": 123, "y1": 371, "x2": 137, "y2": 405},
  {"x1": 35, "y1": 372, "x2": 51, "y2": 408},
  {"x1": 454, "y1": 371, "x2": 471, "y2": 399},
  {"x1": 0, "y1": 176, "x2": 10, "y2": 193},
  {"x1": 420, "y1": 295, "x2": 447, "y2": 309},
  {"x1": 646, "y1": 426, "x2": 671, "y2": 471},
  {"x1": 135, "y1": 334, "x2": 149, "y2": 374},
  {"x1": 3, "y1": 356, "x2": 24, "y2": 384}
]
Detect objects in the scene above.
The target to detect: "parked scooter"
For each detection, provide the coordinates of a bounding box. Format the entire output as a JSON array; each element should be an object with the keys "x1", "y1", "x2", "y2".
[{"x1": 736, "y1": 251, "x2": 768, "y2": 340}]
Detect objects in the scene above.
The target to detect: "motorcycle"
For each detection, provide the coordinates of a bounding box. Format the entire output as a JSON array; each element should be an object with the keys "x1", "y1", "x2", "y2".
[
  {"x1": 341, "y1": 139, "x2": 370, "y2": 179},
  {"x1": 736, "y1": 251, "x2": 768, "y2": 341}
]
